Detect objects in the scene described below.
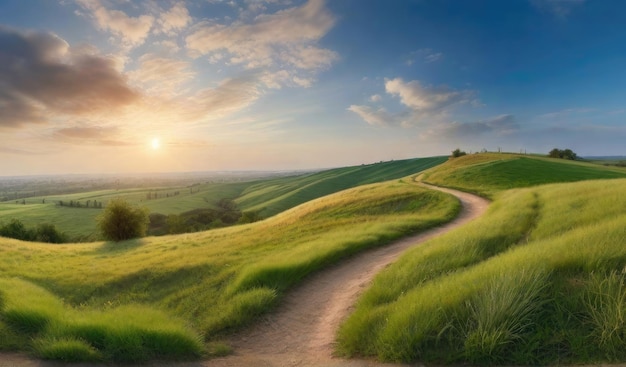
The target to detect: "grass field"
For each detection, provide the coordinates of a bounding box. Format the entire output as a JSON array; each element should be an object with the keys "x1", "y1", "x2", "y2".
[
  {"x1": 0, "y1": 177, "x2": 459, "y2": 362},
  {"x1": 421, "y1": 153, "x2": 626, "y2": 198},
  {"x1": 0, "y1": 157, "x2": 446, "y2": 240},
  {"x1": 338, "y1": 154, "x2": 626, "y2": 365}
]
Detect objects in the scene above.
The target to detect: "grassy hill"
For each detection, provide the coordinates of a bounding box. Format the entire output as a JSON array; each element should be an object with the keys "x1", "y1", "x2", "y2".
[
  {"x1": 338, "y1": 154, "x2": 626, "y2": 365},
  {"x1": 0, "y1": 157, "x2": 446, "y2": 240},
  {"x1": 421, "y1": 153, "x2": 626, "y2": 198},
  {"x1": 0, "y1": 177, "x2": 459, "y2": 362}
]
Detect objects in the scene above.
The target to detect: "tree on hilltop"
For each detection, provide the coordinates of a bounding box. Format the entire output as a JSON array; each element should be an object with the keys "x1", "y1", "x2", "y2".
[
  {"x1": 451, "y1": 148, "x2": 467, "y2": 158},
  {"x1": 548, "y1": 148, "x2": 577, "y2": 160}
]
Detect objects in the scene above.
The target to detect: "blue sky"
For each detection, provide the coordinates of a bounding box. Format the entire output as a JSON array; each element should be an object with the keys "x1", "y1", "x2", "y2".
[{"x1": 0, "y1": 0, "x2": 624, "y2": 175}]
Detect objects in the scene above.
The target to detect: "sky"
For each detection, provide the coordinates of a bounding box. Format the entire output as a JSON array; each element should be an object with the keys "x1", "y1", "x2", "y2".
[{"x1": 0, "y1": 0, "x2": 625, "y2": 175}]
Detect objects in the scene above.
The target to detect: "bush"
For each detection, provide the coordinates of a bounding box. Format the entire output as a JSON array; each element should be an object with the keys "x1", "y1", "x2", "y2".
[
  {"x1": 97, "y1": 199, "x2": 149, "y2": 242},
  {"x1": 548, "y1": 148, "x2": 577, "y2": 160},
  {"x1": 452, "y1": 148, "x2": 467, "y2": 158}
]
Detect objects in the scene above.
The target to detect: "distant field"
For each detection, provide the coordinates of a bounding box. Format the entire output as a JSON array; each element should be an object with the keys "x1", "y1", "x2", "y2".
[
  {"x1": 0, "y1": 157, "x2": 446, "y2": 239},
  {"x1": 338, "y1": 154, "x2": 626, "y2": 364},
  {"x1": 0, "y1": 178, "x2": 460, "y2": 362}
]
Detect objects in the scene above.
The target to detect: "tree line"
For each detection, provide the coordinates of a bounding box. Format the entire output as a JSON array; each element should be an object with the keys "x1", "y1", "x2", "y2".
[
  {"x1": 58, "y1": 199, "x2": 103, "y2": 208},
  {"x1": 548, "y1": 148, "x2": 577, "y2": 160},
  {"x1": 0, "y1": 220, "x2": 67, "y2": 243}
]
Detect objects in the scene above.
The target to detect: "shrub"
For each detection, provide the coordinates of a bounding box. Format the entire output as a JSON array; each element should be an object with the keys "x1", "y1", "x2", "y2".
[
  {"x1": 97, "y1": 198, "x2": 149, "y2": 242},
  {"x1": 452, "y1": 148, "x2": 467, "y2": 158},
  {"x1": 548, "y1": 148, "x2": 577, "y2": 160}
]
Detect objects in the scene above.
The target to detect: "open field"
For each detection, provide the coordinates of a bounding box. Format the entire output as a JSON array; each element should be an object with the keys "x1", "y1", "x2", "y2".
[
  {"x1": 338, "y1": 154, "x2": 626, "y2": 364},
  {"x1": 3, "y1": 153, "x2": 626, "y2": 365},
  {"x1": 0, "y1": 177, "x2": 459, "y2": 362},
  {"x1": 0, "y1": 157, "x2": 446, "y2": 240}
]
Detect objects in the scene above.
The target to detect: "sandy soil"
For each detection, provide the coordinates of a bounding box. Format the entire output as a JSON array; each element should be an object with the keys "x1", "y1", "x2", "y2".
[{"x1": 0, "y1": 183, "x2": 488, "y2": 367}]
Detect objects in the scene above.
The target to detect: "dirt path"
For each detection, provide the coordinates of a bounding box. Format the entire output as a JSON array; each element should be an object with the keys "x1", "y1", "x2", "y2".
[{"x1": 1, "y1": 183, "x2": 488, "y2": 367}]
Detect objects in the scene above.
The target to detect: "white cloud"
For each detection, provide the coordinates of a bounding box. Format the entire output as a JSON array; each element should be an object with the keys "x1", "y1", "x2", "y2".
[
  {"x1": 157, "y1": 2, "x2": 192, "y2": 35},
  {"x1": 370, "y1": 94, "x2": 382, "y2": 102},
  {"x1": 189, "y1": 76, "x2": 262, "y2": 118},
  {"x1": 349, "y1": 77, "x2": 479, "y2": 128},
  {"x1": 128, "y1": 54, "x2": 195, "y2": 97},
  {"x1": 385, "y1": 78, "x2": 473, "y2": 113},
  {"x1": 76, "y1": 0, "x2": 154, "y2": 47},
  {"x1": 186, "y1": 0, "x2": 336, "y2": 87},
  {"x1": 347, "y1": 105, "x2": 397, "y2": 127}
]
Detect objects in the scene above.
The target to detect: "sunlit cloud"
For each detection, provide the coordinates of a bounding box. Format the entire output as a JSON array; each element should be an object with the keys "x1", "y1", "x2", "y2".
[
  {"x1": 385, "y1": 78, "x2": 473, "y2": 113},
  {"x1": 76, "y1": 0, "x2": 154, "y2": 48},
  {"x1": 186, "y1": 0, "x2": 337, "y2": 87},
  {"x1": 347, "y1": 105, "x2": 399, "y2": 127},
  {"x1": 54, "y1": 125, "x2": 133, "y2": 146},
  {"x1": 155, "y1": 1, "x2": 192, "y2": 35},
  {"x1": 128, "y1": 54, "x2": 195, "y2": 97},
  {"x1": 349, "y1": 77, "x2": 477, "y2": 128},
  {"x1": 0, "y1": 26, "x2": 140, "y2": 128}
]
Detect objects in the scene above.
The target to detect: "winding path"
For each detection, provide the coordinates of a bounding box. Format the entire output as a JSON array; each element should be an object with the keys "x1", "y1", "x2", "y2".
[{"x1": 0, "y1": 183, "x2": 489, "y2": 367}]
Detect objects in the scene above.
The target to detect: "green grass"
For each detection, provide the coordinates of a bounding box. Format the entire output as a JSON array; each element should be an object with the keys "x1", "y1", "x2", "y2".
[
  {"x1": 0, "y1": 157, "x2": 446, "y2": 239},
  {"x1": 337, "y1": 175, "x2": 626, "y2": 365},
  {"x1": 0, "y1": 177, "x2": 459, "y2": 362},
  {"x1": 421, "y1": 153, "x2": 626, "y2": 198}
]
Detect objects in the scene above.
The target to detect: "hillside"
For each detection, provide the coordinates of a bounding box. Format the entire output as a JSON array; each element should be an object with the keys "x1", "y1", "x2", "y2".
[
  {"x1": 338, "y1": 154, "x2": 626, "y2": 365},
  {"x1": 421, "y1": 153, "x2": 626, "y2": 198},
  {"x1": 0, "y1": 157, "x2": 446, "y2": 240},
  {"x1": 0, "y1": 177, "x2": 459, "y2": 362}
]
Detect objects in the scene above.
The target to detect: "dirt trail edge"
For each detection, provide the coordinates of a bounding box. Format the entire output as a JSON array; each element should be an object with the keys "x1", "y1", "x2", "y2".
[{"x1": 0, "y1": 183, "x2": 489, "y2": 367}]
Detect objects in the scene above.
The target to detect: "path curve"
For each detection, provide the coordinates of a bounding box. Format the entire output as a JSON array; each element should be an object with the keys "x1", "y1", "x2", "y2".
[{"x1": 0, "y1": 183, "x2": 489, "y2": 367}]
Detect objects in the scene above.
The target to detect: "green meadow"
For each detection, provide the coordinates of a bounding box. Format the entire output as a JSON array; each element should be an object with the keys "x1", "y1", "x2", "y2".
[
  {"x1": 0, "y1": 157, "x2": 446, "y2": 240},
  {"x1": 3, "y1": 152, "x2": 626, "y2": 364},
  {"x1": 0, "y1": 170, "x2": 458, "y2": 362},
  {"x1": 337, "y1": 154, "x2": 626, "y2": 364},
  {"x1": 421, "y1": 153, "x2": 626, "y2": 198}
]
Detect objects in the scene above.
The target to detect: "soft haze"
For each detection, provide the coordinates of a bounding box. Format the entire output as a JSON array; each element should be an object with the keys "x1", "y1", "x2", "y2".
[{"x1": 1, "y1": 0, "x2": 624, "y2": 175}]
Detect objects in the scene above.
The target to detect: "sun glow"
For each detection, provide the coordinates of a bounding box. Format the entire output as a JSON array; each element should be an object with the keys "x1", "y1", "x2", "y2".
[{"x1": 151, "y1": 138, "x2": 160, "y2": 150}]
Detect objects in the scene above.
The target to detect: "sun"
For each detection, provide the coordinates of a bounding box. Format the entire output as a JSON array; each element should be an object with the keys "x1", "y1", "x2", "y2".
[{"x1": 151, "y1": 138, "x2": 160, "y2": 150}]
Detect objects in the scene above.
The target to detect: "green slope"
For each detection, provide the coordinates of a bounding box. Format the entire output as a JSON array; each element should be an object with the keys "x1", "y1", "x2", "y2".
[
  {"x1": 421, "y1": 153, "x2": 626, "y2": 198},
  {"x1": 237, "y1": 156, "x2": 448, "y2": 216},
  {"x1": 0, "y1": 157, "x2": 446, "y2": 239},
  {"x1": 338, "y1": 154, "x2": 626, "y2": 365},
  {"x1": 0, "y1": 177, "x2": 459, "y2": 362}
]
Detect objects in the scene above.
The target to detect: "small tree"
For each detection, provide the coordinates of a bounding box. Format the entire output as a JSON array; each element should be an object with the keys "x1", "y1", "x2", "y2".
[
  {"x1": 548, "y1": 148, "x2": 578, "y2": 160},
  {"x1": 97, "y1": 198, "x2": 149, "y2": 242},
  {"x1": 451, "y1": 148, "x2": 467, "y2": 158}
]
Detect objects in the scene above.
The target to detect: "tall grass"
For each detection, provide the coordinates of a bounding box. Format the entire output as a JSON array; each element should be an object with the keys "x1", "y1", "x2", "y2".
[
  {"x1": 0, "y1": 278, "x2": 203, "y2": 362},
  {"x1": 337, "y1": 178, "x2": 626, "y2": 365},
  {"x1": 0, "y1": 178, "x2": 459, "y2": 362},
  {"x1": 581, "y1": 271, "x2": 626, "y2": 359}
]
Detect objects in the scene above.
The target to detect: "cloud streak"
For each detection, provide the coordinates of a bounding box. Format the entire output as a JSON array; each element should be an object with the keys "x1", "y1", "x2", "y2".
[
  {"x1": 421, "y1": 114, "x2": 520, "y2": 139},
  {"x1": 349, "y1": 77, "x2": 476, "y2": 127}
]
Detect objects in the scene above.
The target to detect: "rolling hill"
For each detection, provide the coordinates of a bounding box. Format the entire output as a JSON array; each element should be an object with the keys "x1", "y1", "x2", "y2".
[
  {"x1": 338, "y1": 153, "x2": 626, "y2": 365},
  {"x1": 0, "y1": 157, "x2": 447, "y2": 240}
]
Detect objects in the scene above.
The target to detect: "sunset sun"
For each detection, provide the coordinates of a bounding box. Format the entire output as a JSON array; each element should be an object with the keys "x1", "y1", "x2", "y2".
[{"x1": 151, "y1": 138, "x2": 160, "y2": 150}]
